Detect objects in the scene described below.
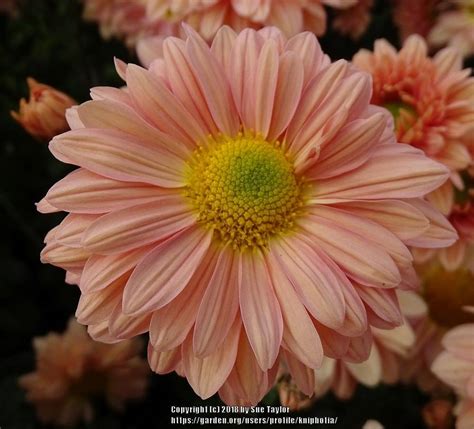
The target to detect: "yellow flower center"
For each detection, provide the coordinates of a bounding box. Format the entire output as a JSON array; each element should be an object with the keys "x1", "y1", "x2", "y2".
[
  {"x1": 422, "y1": 264, "x2": 474, "y2": 328},
  {"x1": 185, "y1": 133, "x2": 304, "y2": 250}
]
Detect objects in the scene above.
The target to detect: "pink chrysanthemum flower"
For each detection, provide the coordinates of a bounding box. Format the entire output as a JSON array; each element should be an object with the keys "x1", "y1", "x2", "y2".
[
  {"x1": 143, "y1": 0, "x2": 359, "y2": 40},
  {"x1": 19, "y1": 318, "x2": 149, "y2": 427},
  {"x1": 432, "y1": 323, "x2": 474, "y2": 429},
  {"x1": 39, "y1": 26, "x2": 455, "y2": 405},
  {"x1": 392, "y1": 0, "x2": 442, "y2": 42},
  {"x1": 306, "y1": 291, "x2": 426, "y2": 400},
  {"x1": 332, "y1": 0, "x2": 373, "y2": 40},
  {"x1": 402, "y1": 262, "x2": 474, "y2": 393},
  {"x1": 353, "y1": 35, "x2": 473, "y2": 186},
  {"x1": 428, "y1": 0, "x2": 474, "y2": 59},
  {"x1": 82, "y1": 0, "x2": 178, "y2": 46}
]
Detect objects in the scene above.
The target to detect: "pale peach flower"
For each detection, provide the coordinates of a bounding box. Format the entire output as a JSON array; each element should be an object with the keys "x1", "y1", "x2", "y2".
[
  {"x1": 39, "y1": 26, "x2": 455, "y2": 405},
  {"x1": 311, "y1": 291, "x2": 426, "y2": 400},
  {"x1": 19, "y1": 318, "x2": 148, "y2": 427},
  {"x1": 353, "y1": 35, "x2": 473, "y2": 183},
  {"x1": 402, "y1": 263, "x2": 474, "y2": 393},
  {"x1": 428, "y1": 0, "x2": 474, "y2": 58},
  {"x1": 11, "y1": 78, "x2": 76, "y2": 141},
  {"x1": 392, "y1": 0, "x2": 442, "y2": 42},
  {"x1": 432, "y1": 323, "x2": 474, "y2": 429},
  {"x1": 332, "y1": 0, "x2": 373, "y2": 40},
  {"x1": 82, "y1": 0, "x2": 178, "y2": 46},
  {"x1": 144, "y1": 0, "x2": 359, "y2": 40}
]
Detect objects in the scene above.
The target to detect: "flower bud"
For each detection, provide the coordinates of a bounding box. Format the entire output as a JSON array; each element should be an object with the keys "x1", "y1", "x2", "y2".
[{"x1": 11, "y1": 78, "x2": 76, "y2": 141}]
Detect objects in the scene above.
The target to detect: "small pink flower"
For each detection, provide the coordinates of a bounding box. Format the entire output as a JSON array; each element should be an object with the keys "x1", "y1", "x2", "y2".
[
  {"x1": 432, "y1": 323, "x2": 474, "y2": 429},
  {"x1": 19, "y1": 318, "x2": 149, "y2": 427},
  {"x1": 39, "y1": 26, "x2": 455, "y2": 405},
  {"x1": 11, "y1": 78, "x2": 76, "y2": 141},
  {"x1": 428, "y1": 0, "x2": 474, "y2": 59}
]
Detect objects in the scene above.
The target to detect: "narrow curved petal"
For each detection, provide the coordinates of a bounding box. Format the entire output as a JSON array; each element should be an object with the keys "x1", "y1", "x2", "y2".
[{"x1": 239, "y1": 249, "x2": 283, "y2": 370}]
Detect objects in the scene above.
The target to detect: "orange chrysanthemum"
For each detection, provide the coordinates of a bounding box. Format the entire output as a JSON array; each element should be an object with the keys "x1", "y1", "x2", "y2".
[
  {"x1": 19, "y1": 319, "x2": 149, "y2": 427},
  {"x1": 39, "y1": 26, "x2": 455, "y2": 405}
]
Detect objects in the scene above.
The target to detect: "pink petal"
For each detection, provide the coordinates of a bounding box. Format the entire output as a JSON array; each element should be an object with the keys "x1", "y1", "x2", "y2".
[
  {"x1": 354, "y1": 285, "x2": 403, "y2": 327},
  {"x1": 50, "y1": 129, "x2": 185, "y2": 188},
  {"x1": 44, "y1": 169, "x2": 169, "y2": 214},
  {"x1": 126, "y1": 64, "x2": 208, "y2": 147},
  {"x1": 148, "y1": 343, "x2": 181, "y2": 374},
  {"x1": 182, "y1": 318, "x2": 240, "y2": 399},
  {"x1": 300, "y1": 215, "x2": 401, "y2": 288},
  {"x1": 239, "y1": 249, "x2": 283, "y2": 370},
  {"x1": 309, "y1": 205, "x2": 413, "y2": 267},
  {"x1": 80, "y1": 246, "x2": 153, "y2": 293},
  {"x1": 77, "y1": 99, "x2": 190, "y2": 159},
  {"x1": 211, "y1": 26, "x2": 237, "y2": 77},
  {"x1": 193, "y1": 247, "x2": 239, "y2": 357},
  {"x1": 76, "y1": 272, "x2": 127, "y2": 324},
  {"x1": 442, "y1": 324, "x2": 474, "y2": 361},
  {"x1": 186, "y1": 31, "x2": 240, "y2": 135},
  {"x1": 314, "y1": 321, "x2": 350, "y2": 359},
  {"x1": 163, "y1": 37, "x2": 218, "y2": 136},
  {"x1": 267, "y1": 52, "x2": 304, "y2": 141},
  {"x1": 108, "y1": 301, "x2": 151, "y2": 339},
  {"x1": 82, "y1": 197, "x2": 196, "y2": 255},
  {"x1": 123, "y1": 226, "x2": 212, "y2": 316},
  {"x1": 343, "y1": 329, "x2": 373, "y2": 363},
  {"x1": 308, "y1": 113, "x2": 385, "y2": 180},
  {"x1": 40, "y1": 241, "x2": 90, "y2": 271},
  {"x1": 345, "y1": 345, "x2": 382, "y2": 386},
  {"x1": 335, "y1": 200, "x2": 429, "y2": 241},
  {"x1": 404, "y1": 198, "x2": 458, "y2": 248},
  {"x1": 311, "y1": 144, "x2": 450, "y2": 202},
  {"x1": 53, "y1": 214, "x2": 99, "y2": 248},
  {"x1": 150, "y1": 248, "x2": 218, "y2": 352},
  {"x1": 271, "y1": 235, "x2": 346, "y2": 329},
  {"x1": 252, "y1": 39, "x2": 279, "y2": 137},
  {"x1": 285, "y1": 31, "x2": 327, "y2": 87},
  {"x1": 266, "y1": 250, "x2": 323, "y2": 368}
]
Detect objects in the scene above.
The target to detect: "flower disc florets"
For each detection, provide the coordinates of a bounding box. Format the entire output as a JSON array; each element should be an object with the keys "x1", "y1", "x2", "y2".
[{"x1": 185, "y1": 133, "x2": 303, "y2": 249}]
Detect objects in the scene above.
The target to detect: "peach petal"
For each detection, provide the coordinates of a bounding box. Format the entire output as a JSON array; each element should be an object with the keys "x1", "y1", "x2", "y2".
[
  {"x1": 148, "y1": 343, "x2": 181, "y2": 374},
  {"x1": 126, "y1": 64, "x2": 208, "y2": 147},
  {"x1": 314, "y1": 322, "x2": 350, "y2": 359},
  {"x1": 50, "y1": 129, "x2": 185, "y2": 188},
  {"x1": 80, "y1": 246, "x2": 153, "y2": 293},
  {"x1": 343, "y1": 329, "x2": 373, "y2": 363},
  {"x1": 301, "y1": 215, "x2": 401, "y2": 288},
  {"x1": 271, "y1": 235, "x2": 346, "y2": 329},
  {"x1": 310, "y1": 144, "x2": 450, "y2": 202},
  {"x1": 308, "y1": 113, "x2": 385, "y2": 180},
  {"x1": 186, "y1": 32, "x2": 240, "y2": 135},
  {"x1": 82, "y1": 197, "x2": 195, "y2": 255},
  {"x1": 182, "y1": 318, "x2": 240, "y2": 399},
  {"x1": 210, "y1": 26, "x2": 237, "y2": 77},
  {"x1": 108, "y1": 302, "x2": 151, "y2": 340},
  {"x1": 239, "y1": 250, "x2": 283, "y2": 370},
  {"x1": 252, "y1": 39, "x2": 278, "y2": 137},
  {"x1": 442, "y1": 324, "x2": 474, "y2": 362},
  {"x1": 193, "y1": 247, "x2": 240, "y2": 357},
  {"x1": 123, "y1": 226, "x2": 212, "y2": 316},
  {"x1": 267, "y1": 51, "x2": 304, "y2": 141},
  {"x1": 335, "y1": 200, "x2": 430, "y2": 241},
  {"x1": 346, "y1": 344, "x2": 382, "y2": 386},
  {"x1": 45, "y1": 169, "x2": 168, "y2": 214},
  {"x1": 76, "y1": 272, "x2": 127, "y2": 325},
  {"x1": 53, "y1": 214, "x2": 99, "y2": 248},
  {"x1": 266, "y1": 250, "x2": 323, "y2": 368},
  {"x1": 403, "y1": 198, "x2": 458, "y2": 248},
  {"x1": 355, "y1": 285, "x2": 403, "y2": 327},
  {"x1": 163, "y1": 37, "x2": 219, "y2": 137},
  {"x1": 150, "y1": 248, "x2": 218, "y2": 352}
]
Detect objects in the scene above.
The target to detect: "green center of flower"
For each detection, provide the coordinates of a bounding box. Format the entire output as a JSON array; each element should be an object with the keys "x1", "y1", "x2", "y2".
[
  {"x1": 185, "y1": 134, "x2": 304, "y2": 249},
  {"x1": 422, "y1": 264, "x2": 474, "y2": 328},
  {"x1": 384, "y1": 101, "x2": 416, "y2": 121}
]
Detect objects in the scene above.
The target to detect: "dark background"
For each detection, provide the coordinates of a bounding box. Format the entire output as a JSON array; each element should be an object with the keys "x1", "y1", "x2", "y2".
[{"x1": 1, "y1": 1, "x2": 468, "y2": 428}]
